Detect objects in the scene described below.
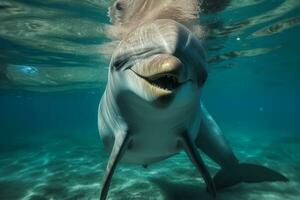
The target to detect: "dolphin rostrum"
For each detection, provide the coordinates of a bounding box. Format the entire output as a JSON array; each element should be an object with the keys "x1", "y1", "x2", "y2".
[{"x1": 98, "y1": 18, "x2": 288, "y2": 200}]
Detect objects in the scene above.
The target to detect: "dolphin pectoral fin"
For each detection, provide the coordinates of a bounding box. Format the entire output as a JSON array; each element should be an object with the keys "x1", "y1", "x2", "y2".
[
  {"x1": 196, "y1": 102, "x2": 239, "y2": 168},
  {"x1": 214, "y1": 163, "x2": 289, "y2": 190},
  {"x1": 100, "y1": 133, "x2": 131, "y2": 200},
  {"x1": 180, "y1": 132, "x2": 216, "y2": 197}
]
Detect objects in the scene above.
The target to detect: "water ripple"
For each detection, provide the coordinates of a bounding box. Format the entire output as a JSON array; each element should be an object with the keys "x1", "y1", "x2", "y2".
[
  {"x1": 252, "y1": 16, "x2": 300, "y2": 37},
  {"x1": 0, "y1": 0, "x2": 299, "y2": 92}
]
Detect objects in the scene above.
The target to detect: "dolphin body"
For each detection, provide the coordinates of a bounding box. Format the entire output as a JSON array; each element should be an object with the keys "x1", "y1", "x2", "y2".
[{"x1": 98, "y1": 18, "x2": 288, "y2": 200}]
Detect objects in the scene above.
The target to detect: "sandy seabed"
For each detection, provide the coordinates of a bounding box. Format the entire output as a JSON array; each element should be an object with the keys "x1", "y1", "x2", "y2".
[{"x1": 0, "y1": 132, "x2": 299, "y2": 200}]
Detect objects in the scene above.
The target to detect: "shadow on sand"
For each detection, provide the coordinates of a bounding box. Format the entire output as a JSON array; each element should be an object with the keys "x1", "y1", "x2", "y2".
[
  {"x1": 150, "y1": 178, "x2": 215, "y2": 200},
  {"x1": 149, "y1": 178, "x2": 249, "y2": 200}
]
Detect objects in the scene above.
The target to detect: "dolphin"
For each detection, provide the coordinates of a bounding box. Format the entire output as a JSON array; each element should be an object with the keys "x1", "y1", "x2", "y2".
[{"x1": 97, "y1": 18, "x2": 288, "y2": 200}]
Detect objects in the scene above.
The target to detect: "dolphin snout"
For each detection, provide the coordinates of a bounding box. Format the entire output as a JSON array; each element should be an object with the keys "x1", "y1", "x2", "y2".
[
  {"x1": 132, "y1": 54, "x2": 188, "y2": 81},
  {"x1": 130, "y1": 54, "x2": 189, "y2": 92},
  {"x1": 155, "y1": 55, "x2": 187, "y2": 83}
]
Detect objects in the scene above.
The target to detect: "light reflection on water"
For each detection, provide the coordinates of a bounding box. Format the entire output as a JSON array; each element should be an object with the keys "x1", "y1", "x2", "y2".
[
  {"x1": 0, "y1": 0, "x2": 300, "y2": 200},
  {"x1": 0, "y1": 0, "x2": 299, "y2": 92}
]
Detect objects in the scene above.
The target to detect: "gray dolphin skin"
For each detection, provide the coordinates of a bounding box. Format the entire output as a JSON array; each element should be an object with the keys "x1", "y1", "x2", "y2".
[
  {"x1": 98, "y1": 2, "x2": 288, "y2": 200},
  {"x1": 97, "y1": 19, "x2": 288, "y2": 200},
  {"x1": 99, "y1": 19, "x2": 214, "y2": 199}
]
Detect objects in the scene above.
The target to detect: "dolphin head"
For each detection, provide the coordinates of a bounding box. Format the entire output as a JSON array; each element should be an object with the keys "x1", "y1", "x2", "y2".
[{"x1": 108, "y1": 19, "x2": 207, "y2": 109}]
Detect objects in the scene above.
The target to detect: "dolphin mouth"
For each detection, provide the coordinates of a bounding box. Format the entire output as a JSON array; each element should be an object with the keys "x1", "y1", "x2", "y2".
[
  {"x1": 148, "y1": 74, "x2": 181, "y2": 91},
  {"x1": 130, "y1": 54, "x2": 189, "y2": 93},
  {"x1": 132, "y1": 70, "x2": 182, "y2": 91}
]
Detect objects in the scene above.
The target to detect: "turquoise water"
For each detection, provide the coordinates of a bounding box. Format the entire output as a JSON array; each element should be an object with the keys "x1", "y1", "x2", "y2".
[{"x1": 0, "y1": 0, "x2": 300, "y2": 199}]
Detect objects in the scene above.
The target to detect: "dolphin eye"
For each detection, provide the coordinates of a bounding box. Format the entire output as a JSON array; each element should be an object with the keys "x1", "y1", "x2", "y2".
[{"x1": 113, "y1": 56, "x2": 129, "y2": 70}]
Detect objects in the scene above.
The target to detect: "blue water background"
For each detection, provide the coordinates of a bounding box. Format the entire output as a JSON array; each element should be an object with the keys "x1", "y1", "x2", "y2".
[{"x1": 0, "y1": 0, "x2": 300, "y2": 199}]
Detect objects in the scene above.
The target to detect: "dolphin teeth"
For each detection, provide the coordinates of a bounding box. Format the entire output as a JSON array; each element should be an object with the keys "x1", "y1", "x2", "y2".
[
  {"x1": 130, "y1": 68, "x2": 181, "y2": 91},
  {"x1": 148, "y1": 74, "x2": 180, "y2": 91}
]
